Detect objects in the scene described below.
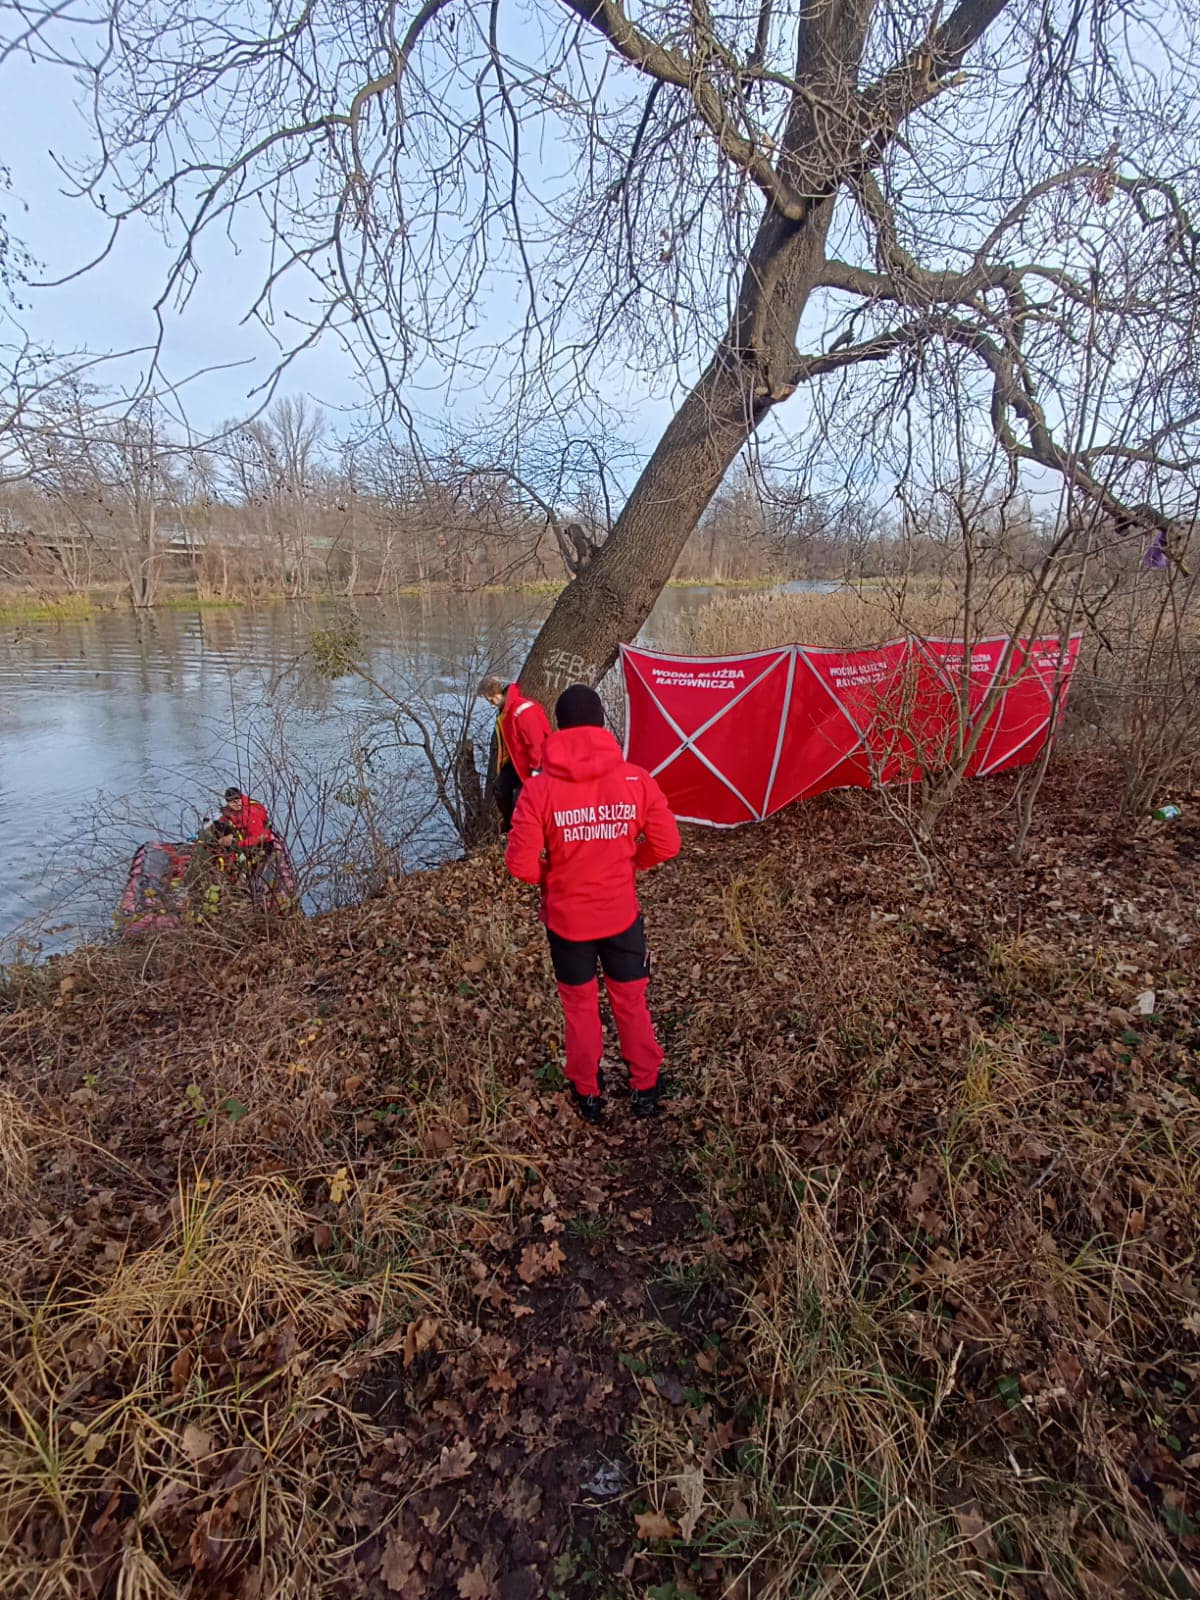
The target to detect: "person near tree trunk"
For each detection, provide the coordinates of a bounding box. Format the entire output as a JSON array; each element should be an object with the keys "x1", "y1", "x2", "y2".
[
  {"x1": 504, "y1": 683, "x2": 680, "y2": 1123},
  {"x1": 477, "y1": 675, "x2": 551, "y2": 829}
]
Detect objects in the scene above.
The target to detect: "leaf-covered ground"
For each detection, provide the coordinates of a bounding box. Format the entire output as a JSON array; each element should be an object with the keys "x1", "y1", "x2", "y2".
[{"x1": 2, "y1": 757, "x2": 1198, "y2": 1599}]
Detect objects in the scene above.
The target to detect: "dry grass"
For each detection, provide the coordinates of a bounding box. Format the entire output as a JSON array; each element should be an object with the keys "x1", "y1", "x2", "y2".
[
  {"x1": 0, "y1": 1085, "x2": 37, "y2": 1210},
  {"x1": 0, "y1": 1151, "x2": 441, "y2": 1598},
  {"x1": 669, "y1": 582, "x2": 1023, "y2": 656},
  {"x1": 2, "y1": 779, "x2": 1198, "y2": 1597},
  {"x1": 0, "y1": 888, "x2": 509, "y2": 1599},
  {"x1": 627, "y1": 788, "x2": 1200, "y2": 1600}
]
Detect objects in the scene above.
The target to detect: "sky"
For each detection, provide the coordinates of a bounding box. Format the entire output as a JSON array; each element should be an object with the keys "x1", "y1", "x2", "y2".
[
  {"x1": 2, "y1": 1, "x2": 1192, "y2": 532},
  {"x1": 0, "y1": 31, "x2": 685, "y2": 457},
  {"x1": 3, "y1": 68, "x2": 350, "y2": 430}
]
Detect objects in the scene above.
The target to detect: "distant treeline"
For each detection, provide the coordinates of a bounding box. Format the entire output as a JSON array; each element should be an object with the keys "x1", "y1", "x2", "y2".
[{"x1": 2, "y1": 394, "x2": 1070, "y2": 608}]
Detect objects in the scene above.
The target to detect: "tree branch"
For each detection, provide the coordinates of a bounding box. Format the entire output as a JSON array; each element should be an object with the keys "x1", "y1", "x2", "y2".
[{"x1": 557, "y1": 0, "x2": 811, "y2": 220}]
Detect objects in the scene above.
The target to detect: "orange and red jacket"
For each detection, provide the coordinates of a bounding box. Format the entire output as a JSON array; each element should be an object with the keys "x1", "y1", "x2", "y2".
[
  {"x1": 496, "y1": 683, "x2": 551, "y2": 783},
  {"x1": 504, "y1": 724, "x2": 681, "y2": 941},
  {"x1": 221, "y1": 794, "x2": 273, "y2": 848}
]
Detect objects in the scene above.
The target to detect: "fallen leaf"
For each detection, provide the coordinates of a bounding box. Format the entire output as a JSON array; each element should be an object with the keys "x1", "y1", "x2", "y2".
[
  {"x1": 329, "y1": 1167, "x2": 350, "y2": 1205},
  {"x1": 635, "y1": 1508, "x2": 679, "y2": 1540},
  {"x1": 1133, "y1": 989, "x2": 1156, "y2": 1015},
  {"x1": 436, "y1": 1439, "x2": 477, "y2": 1482},
  {"x1": 954, "y1": 1504, "x2": 1000, "y2": 1561},
  {"x1": 181, "y1": 1423, "x2": 216, "y2": 1463},
  {"x1": 69, "y1": 1420, "x2": 108, "y2": 1464},
  {"x1": 380, "y1": 1531, "x2": 425, "y2": 1594},
  {"x1": 144, "y1": 1477, "x2": 191, "y2": 1526},
  {"x1": 517, "y1": 1240, "x2": 566, "y2": 1283},
  {"x1": 653, "y1": 1372, "x2": 686, "y2": 1405},
  {"x1": 907, "y1": 1166, "x2": 939, "y2": 1215},
  {"x1": 543, "y1": 1239, "x2": 565, "y2": 1274},
  {"x1": 403, "y1": 1316, "x2": 440, "y2": 1367},
  {"x1": 1052, "y1": 1349, "x2": 1085, "y2": 1398},
  {"x1": 458, "y1": 1563, "x2": 492, "y2": 1599},
  {"x1": 504, "y1": 1476, "x2": 545, "y2": 1519},
  {"x1": 188, "y1": 1496, "x2": 239, "y2": 1571},
  {"x1": 677, "y1": 1464, "x2": 705, "y2": 1541}
]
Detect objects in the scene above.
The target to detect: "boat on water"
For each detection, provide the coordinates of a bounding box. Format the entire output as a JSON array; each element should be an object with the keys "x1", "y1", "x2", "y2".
[{"x1": 115, "y1": 833, "x2": 299, "y2": 938}]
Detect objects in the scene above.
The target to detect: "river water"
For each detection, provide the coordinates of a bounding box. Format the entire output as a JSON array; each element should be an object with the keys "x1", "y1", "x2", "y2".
[{"x1": 0, "y1": 586, "x2": 723, "y2": 951}]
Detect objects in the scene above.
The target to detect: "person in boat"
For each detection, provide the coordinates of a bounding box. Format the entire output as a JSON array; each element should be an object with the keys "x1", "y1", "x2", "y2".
[
  {"x1": 477, "y1": 675, "x2": 551, "y2": 830},
  {"x1": 220, "y1": 786, "x2": 274, "y2": 850}
]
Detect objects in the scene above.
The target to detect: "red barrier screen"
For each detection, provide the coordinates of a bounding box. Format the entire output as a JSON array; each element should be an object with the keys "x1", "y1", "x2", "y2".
[{"x1": 621, "y1": 634, "x2": 1080, "y2": 826}]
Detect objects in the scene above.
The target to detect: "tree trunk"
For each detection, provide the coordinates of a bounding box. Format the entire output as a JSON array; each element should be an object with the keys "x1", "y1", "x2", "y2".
[
  {"x1": 518, "y1": 0, "x2": 872, "y2": 710},
  {"x1": 520, "y1": 205, "x2": 834, "y2": 707},
  {"x1": 456, "y1": 736, "x2": 489, "y2": 848}
]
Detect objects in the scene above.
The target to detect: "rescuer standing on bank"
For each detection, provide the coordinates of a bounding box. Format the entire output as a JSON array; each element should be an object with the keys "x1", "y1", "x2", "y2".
[
  {"x1": 477, "y1": 674, "x2": 552, "y2": 829},
  {"x1": 504, "y1": 684, "x2": 680, "y2": 1123}
]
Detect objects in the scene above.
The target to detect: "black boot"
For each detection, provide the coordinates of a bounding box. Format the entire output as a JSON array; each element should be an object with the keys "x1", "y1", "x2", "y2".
[
  {"x1": 630, "y1": 1078, "x2": 663, "y2": 1119},
  {"x1": 570, "y1": 1086, "x2": 605, "y2": 1124}
]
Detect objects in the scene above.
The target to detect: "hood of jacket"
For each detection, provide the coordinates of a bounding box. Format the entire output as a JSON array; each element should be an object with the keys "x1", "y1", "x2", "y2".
[{"x1": 540, "y1": 724, "x2": 624, "y2": 782}]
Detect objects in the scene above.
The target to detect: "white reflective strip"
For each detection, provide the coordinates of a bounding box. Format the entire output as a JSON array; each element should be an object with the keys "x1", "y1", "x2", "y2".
[
  {"x1": 643, "y1": 654, "x2": 786, "y2": 821},
  {"x1": 909, "y1": 634, "x2": 967, "y2": 765},
  {"x1": 760, "y1": 646, "x2": 797, "y2": 818},
  {"x1": 514, "y1": 701, "x2": 533, "y2": 717},
  {"x1": 970, "y1": 636, "x2": 1069, "y2": 779},
  {"x1": 975, "y1": 717, "x2": 1049, "y2": 776},
  {"x1": 669, "y1": 812, "x2": 747, "y2": 829},
  {"x1": 970, "y1": 641, "x2": 1019, "y2": 777},
  {"x1": 974, "y1": 658, "x2": 1057, "y2": 776},
  {"x1": 781, "y1": 744, "x2": 863, "y2": 806},
  {"x1": 626, "y1": 641, "x2": 797, "y2": 666},
  {"x1": 619, "y1": 645, "x2": 632, "y2": 759},
  {"x1": 676, "y1": 747, "x2": 760, "y2": 821}
]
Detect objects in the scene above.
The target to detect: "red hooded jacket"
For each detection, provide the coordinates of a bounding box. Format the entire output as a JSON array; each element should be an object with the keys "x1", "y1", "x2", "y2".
[
  {"x1": 505, "y1": 725, "x2": 681, "y2": 941},
  {"x1": 222, "y1": 794, "x2": 273, "y2": 848},
  {"x1": 497, "y1": 683, "x2": 551, "y2": 783}
]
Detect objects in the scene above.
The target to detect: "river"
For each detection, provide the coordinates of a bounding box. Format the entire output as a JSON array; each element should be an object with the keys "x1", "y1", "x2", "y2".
[{"x1": 0, "y1": 585, "x2": 730, "y2": 951}]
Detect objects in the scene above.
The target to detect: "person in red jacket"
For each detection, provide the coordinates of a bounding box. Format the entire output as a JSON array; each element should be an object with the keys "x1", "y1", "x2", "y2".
[
  {"x1": 221, "y1": 787, "x2": 274, "y2": 849},
  {"x1": 478, "y1": 675, "x2": 551, "y2": 829},
  {"x1": 505, "y1": 683, "x2": 681, "y2": 1123}
]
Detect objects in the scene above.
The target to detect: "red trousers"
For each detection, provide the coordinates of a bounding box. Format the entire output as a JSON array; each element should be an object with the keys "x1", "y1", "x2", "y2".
[
  {"x1": 547, "y1": 917, "x2": 663, "y2": 1097},
  {"x1": 556, "y1": 976, "x2": 662, "y2": 1096}
]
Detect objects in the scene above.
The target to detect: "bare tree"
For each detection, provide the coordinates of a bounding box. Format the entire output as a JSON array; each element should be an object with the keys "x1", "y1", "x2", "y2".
[
  {"x1": 307, "y1": 613, "x2": 508, "y2": 849},
  {"x1": 7, "y1": 0, "x2": 1200, "y2": 690},
  {"x1": 11, "y1": 379, "x2": 185, "y2": 606},
  {"x1": 225, "y1": 397, "x2": 327, "y2": 597}
]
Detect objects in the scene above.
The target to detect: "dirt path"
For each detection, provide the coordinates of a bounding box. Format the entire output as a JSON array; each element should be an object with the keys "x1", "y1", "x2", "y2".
[{"x1": 342, "y1": 1100, "x2": 732, "y2": 1599}]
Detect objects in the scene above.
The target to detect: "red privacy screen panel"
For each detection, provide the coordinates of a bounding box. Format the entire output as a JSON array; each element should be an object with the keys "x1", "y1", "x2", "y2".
[
  {"x1": 621, "y1": 634, "x2": 1080, "y2": 826},
  {"x1": 620, "y1": 647, "x2": 793, "y2": 825}
]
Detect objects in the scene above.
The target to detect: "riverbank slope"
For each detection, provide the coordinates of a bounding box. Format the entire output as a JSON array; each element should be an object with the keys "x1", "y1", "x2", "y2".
[{"x1": 2, "y1": 760, "x2": 1198, "y2": 1599}]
